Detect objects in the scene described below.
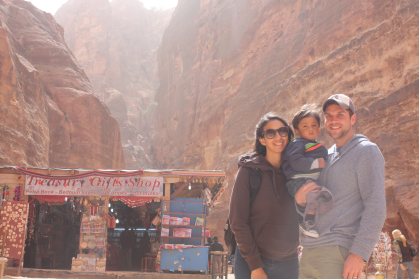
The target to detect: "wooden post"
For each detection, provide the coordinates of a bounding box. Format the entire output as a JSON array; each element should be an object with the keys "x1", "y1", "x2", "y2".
[
  {"x1": 162, "y1": 183, "x2": 171, "y2": 245},
  {"x1": 0, "y1": 257, "x2": 7, "y2": 279},
  {"x1": 103, "y1": 198, "x2": 109, "y2": 260},
  {"x1": 162, "y1": 178, "x2": 180, "y2": 212}
]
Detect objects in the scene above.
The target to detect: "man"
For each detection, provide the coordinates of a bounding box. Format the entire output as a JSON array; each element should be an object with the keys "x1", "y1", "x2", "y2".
[
  {"x1": 205, "y1": 237, "x2": 213, "y2": 246},
  {"x1": 139, "y1": 230, "x2": 150, "y2": 260},
  {"x1": 295, "y1": 94, "x2": 386, "y2": 279},
  {"x1": 120, "y1": 225, "x2": 136, "y2": 270},
  {"x1": 210, "y1": 236, "x2": 224, "y2": 277}
]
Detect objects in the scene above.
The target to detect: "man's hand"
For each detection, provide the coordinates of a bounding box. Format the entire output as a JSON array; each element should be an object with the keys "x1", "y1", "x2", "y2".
[
  {"x1": 342, "y1": 253, "x2": 364, "y2": 279},
  {"x1": 400, "y1": 264, "x2": 406, "y2": 270},
  {"x1": 295, "y1": 181, "x2": 321, "y2": 206},
  {"x1": 317, "y1": 158, "x2": 326, "y2": 168},
  {"x1": 251, "y1": 267, "x2": 267, "y2": 279}
]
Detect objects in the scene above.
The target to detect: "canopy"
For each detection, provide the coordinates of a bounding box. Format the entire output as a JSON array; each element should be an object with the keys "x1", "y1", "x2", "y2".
[
  {"x1": 34, "y1": 195, "x2": 67, "y2": 204},
  {"x1": 115, "y1": 196, "x2": 155, "y2": 207}
]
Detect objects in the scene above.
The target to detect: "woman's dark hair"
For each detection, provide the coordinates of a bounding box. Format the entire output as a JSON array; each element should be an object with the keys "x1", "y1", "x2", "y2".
[{"x1": 251, "y1": 112, "x2": 294, "y2": 157}]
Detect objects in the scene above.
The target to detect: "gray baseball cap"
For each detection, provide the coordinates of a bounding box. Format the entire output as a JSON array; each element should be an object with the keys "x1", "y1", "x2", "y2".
[{"x1": 322, "y1": 94, "x2": 355, "y2": 114}]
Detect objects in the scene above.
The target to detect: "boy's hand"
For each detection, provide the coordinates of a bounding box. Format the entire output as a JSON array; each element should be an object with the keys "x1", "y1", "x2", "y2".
[
  {"x1": 295, "y1": 181, "x2": 321, "y2": 206},
  {"x1": 317, "y1": 158, "x2": 326, "y2": 168}
]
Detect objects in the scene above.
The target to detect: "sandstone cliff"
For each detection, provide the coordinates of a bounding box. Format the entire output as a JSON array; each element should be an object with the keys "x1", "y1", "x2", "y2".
[
  {"x1": 55, "y1": 0, "x2": 173, "y2": 169},
  {"x1": 0, "y1": 0, "x2": 124, "y2": 169},
  {"x1": 154, "y1": 0, "x2": 419, "y2": 245}
]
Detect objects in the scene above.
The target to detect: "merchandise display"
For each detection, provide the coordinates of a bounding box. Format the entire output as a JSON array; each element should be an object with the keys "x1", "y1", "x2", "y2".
[
  {"x1": 0, "y1": 201, "x2": 29, "y2": 259},
  {"x1": 161, "y1": 228, "x2": 169, "y2": 236},
  {"x1": 195, "y1": 217, "x2": 204, "y2": 226},
  {"x1": 183, "y1": 217, "x2": 190, "y2": 226},
  {"x1": 169, "y1": 217, "x2": 177, "y2": 225},
  {"x1": 372, "y1": 232, "x2": 393, "y2": 273},
  {"x1": 162, "y1": 215, "x2": 170, "y2": 225},
  {"x1": 72, "y1": 197, "x2": 108, "y2": 272}
]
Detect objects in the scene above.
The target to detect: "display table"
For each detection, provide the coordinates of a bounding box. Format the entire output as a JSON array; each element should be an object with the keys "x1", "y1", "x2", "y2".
[{"x1": 160, "y1": 246, "x2": 209, "y2": 274}]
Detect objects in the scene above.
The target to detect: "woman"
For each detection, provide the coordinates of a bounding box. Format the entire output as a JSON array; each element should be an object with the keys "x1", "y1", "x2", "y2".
[
  {"x1": 229, "y1": 113, "x2": 300, "y2": 279},
  {"x1": 392, "y1": 229, "x2": 415, "y2": 279}
]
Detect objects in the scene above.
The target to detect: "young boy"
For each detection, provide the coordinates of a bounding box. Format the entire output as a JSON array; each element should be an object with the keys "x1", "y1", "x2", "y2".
[{"x1": 282, "y1": 104, "x2": 334, "y2": 238}]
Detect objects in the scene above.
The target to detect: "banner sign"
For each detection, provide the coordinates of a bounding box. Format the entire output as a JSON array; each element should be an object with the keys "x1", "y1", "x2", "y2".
[{"x1": 24, "y1": 175, "x2": 163, "y2": 197}]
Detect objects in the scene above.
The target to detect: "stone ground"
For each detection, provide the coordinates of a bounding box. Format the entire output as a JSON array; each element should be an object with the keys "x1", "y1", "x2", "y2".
[
  {"x1": 4, "y1": 269, "x2": 419, "y2": 278},
  {"x1": 4, "y1": 273, "x2": 418, "y2": 279}
]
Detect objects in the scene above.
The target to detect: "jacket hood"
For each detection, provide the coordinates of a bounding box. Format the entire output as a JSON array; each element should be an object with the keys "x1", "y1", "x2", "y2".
[
  {"x1": 238, "y1": 154, "x2": 283, "y2": 174},
  {"x1": 330, "y1": 134, "x2": 369, "y2": 156}
]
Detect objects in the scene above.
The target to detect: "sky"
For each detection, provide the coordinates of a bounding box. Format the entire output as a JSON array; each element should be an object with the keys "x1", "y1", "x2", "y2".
[{"x1": 27, "y1": 0, "x2": 178, "y2": 15}]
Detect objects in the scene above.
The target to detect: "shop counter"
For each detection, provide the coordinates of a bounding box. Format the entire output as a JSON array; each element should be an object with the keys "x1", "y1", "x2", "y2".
[{"x1": 159, "y1": 246, "x2": 208, "y2": 274}]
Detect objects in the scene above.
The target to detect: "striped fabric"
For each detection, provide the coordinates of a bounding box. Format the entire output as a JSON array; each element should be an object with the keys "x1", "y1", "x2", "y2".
[
  {"x1": 292, "y1": 172, "x2": 321, "y2": 180},
  {"x1": 305, "y1": 142, "x2": 324, "y2": 152}
]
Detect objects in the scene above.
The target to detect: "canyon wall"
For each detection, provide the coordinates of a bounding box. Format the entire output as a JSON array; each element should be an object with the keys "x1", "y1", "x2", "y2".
[
  {"x1": 154, "y1": 0, "x2": 419, "y2": 244},
  {"x1": 0, "y1": 0, "x2": 124, "y2": 169},
  {"x1": 55, "y1": 0, "x2": 174, "y2": 169}
]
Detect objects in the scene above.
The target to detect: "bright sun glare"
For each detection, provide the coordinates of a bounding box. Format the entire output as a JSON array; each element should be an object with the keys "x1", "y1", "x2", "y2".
[{"x1": 27, "y1": 0, "x2": 178, "y2": 15}]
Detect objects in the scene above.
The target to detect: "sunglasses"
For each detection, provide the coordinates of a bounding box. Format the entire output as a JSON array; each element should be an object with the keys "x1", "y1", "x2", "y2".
[{"x1": 262, "y1": 126, "x2": 289, "y2": 139}]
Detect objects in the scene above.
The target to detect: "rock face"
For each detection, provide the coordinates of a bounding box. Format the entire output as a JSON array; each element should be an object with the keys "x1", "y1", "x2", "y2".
[
  {"x1": 0, "y1": 0, "x2": 124, "y2": 169},
  {"x1": 55, "y1": 0, "x2": 174, "y2": 169},
  {"x1": 154, "y1": 0, "x2": 419, "y2": 245}
]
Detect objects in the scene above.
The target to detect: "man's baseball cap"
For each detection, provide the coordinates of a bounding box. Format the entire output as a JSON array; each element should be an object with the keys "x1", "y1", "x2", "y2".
[{"x1": 322, "y1": 94, "x2": 355, "y2": 114}]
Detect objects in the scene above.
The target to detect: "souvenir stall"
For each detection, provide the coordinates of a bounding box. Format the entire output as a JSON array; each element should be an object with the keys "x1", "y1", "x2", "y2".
[
  {"x1": 27, "y1": 197, "x2": 82, "y2": 270},
  {"x1": 0, "y1": 171, "x2": 28, "y2": 276},
  {"x1": 156, "y1": 170, "x2": 228, "y2": 274},
  {"x1": 371, "y1": 232, "x2": 393, "y2": 279},
  {"x1": 106, "y1": 198, "x2": 160, "y2": 271},
  {"x1": 159, "y1": 197, "x2": 209, "y2": 274},
  {"x1": 18, "y1": 167, "x2": 160, "y2": 273},
  {"x1": 0, "y1": 166, "x2": 227, "y2": 278},
  {"x1": 0, "y1": 201, "x2": 29, "y2": 276}
]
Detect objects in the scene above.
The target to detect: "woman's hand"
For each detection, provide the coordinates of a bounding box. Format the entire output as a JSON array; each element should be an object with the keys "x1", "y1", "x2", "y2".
[
  {"x1": 400, "y1": 264, "x2": 406, "y2": 270},
  {"x1": 251, "y1": 267, "x2": 267, "y2": 279},
  {"x1": 295, "y1": 181, "x2": 321, "y2": 206}
]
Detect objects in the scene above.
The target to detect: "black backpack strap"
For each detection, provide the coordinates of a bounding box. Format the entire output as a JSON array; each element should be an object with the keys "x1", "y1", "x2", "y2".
[
  {"x1": 248, "y1": 168, "x2": 261, "y2": 207},
  {"x1": 224, "y1": 167, "x2": 261, "y2": 255}
]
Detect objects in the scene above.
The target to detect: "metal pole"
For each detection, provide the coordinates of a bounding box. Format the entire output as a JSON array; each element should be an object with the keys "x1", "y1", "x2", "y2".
[
  {"x1": 224, "y1": 254, "x2": 227, "y2": 278},
  {"x1": 210, "y1": 254, "x2": 214, "y2": 279}
]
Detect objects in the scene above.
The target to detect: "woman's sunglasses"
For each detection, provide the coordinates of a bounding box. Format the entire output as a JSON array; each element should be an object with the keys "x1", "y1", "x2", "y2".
[{"x1": 262, "y1": 126, "x2": 289, "y2": 139}]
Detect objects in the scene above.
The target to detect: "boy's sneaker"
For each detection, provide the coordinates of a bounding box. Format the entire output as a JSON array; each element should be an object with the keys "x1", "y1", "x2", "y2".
[{"x1": 299, "y1": 220, "x2": 319, "y2": 238}]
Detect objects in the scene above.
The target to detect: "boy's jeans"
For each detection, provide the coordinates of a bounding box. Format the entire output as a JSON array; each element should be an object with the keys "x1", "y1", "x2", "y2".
[
  {"x1": 234, "y1": 245, "x2": 299, "y2": 279},
  {"x1": 286, "y1": 177, "x2": 312, "y2": 197}
]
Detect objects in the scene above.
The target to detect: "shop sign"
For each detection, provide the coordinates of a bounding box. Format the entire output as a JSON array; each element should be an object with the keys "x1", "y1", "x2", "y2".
[{"x1": 24, "y1": 175, "x2": 163, "y2": 197}]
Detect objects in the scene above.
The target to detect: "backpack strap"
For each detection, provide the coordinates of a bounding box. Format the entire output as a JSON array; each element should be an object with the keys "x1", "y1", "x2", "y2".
[
  {"x1": 224, "y1": 167, "x2": 261, "y2": 255},
  {"x1": 248, "y1": 168, "x2": 262, "y2": 207}
]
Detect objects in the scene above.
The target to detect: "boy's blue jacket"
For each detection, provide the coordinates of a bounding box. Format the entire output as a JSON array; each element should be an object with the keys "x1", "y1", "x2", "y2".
[
  {"x1": 299, "y1": 134, "x2": 386, "y2": 261},
  {"x1": 282, "y1": 138, "x2": 328, "y2": 181}
]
